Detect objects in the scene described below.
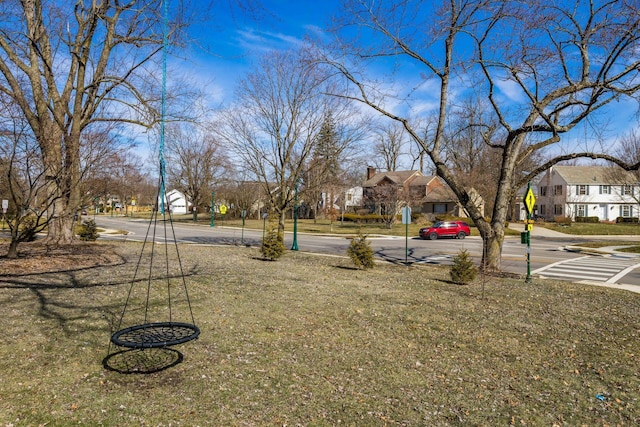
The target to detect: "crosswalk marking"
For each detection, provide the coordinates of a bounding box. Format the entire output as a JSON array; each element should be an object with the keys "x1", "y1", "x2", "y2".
[{"x1": 532, "y1": 256, "x2": 640, "y2": 284}]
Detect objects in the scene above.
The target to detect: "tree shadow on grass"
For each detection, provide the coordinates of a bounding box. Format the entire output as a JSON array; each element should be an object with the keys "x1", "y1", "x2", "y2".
[
  {"x1": 334, "y1": 265, "x2": 360, "y2": 271},
  {"x1": 375, "y1": 247, "x2": 453, "y2": 266},
  {"x1": 0, "y1": 244, "x2": 200, "y2": 348}
]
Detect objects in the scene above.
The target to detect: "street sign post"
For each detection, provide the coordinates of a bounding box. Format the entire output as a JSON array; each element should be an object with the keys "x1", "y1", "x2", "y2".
[
  {"x1": 210, "y1": 192, "x2": 215, "y2": 227},
  {"x1": 1, "y1": 199, "x2": 7, "y2": 231},
  {"x1": 402, "y1": 206, "x2": 411, "y2": 264},
  {"x1": 522, "y1": 182, "x2": 536, "y2": 282},
  {"x1": 219, "y1": 204, "x2": 227, "y2": 228},
  {"x1": 241, "y1": 209, "x2": 247, "y2": 244}
]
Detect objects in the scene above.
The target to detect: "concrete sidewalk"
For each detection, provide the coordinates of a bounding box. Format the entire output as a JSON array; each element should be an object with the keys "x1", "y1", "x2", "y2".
[
  {"x1": 507, "y1": 222, "x2": 569, "y2": 238},
  {"x1": 507, "y1": 222, "x2": 640, "y2": 256}
]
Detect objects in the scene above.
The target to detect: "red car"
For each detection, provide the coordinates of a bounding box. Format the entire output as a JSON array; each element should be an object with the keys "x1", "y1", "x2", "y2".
[{"x1": 419, "y1": 221, "x2": 471, "y2": 240}]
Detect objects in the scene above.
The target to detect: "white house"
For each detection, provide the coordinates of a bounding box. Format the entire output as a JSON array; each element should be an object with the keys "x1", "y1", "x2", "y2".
[
  {"x1": 318, "y1": 186, "x2": 363, "y2": 213},
  {"x1": 537, "y1": 165, "x2": 639, "y2": 222},
  {"x1": 345, "y1": 186, "x2": 363, "y2": 211},
  {"x1": 160, "y1": 189, "x2": 191, "y2": 214}
]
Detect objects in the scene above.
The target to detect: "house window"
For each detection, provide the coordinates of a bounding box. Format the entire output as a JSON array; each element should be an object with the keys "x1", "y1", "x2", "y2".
[
  {"x1": 347, "y1": 193, "x2": 352, "y2": 201},
  {"x1": 554, "y1": 204, "x2": 563, "y2": 215},
  {"x1": 576, "y1": 204, "x2": 588, "y2": 217},
  {"x1": 577, "y1": 185, "x2": 589, "y2": 195},
  {"x1": 622, "y1": 185, "x2": 633, "y2": 196},
  {"x1": 599, "y1": 185, "x2": 611, "y2": 194},
  {"x1": 621, "y1": 205, "x2": 634, "y2": 217},
  {"x1": 539, "y1": 186, "x2": 547, "y2": 196},
  {"x1": 554, "y1": 185, "x2": 563, "y2": 195},
  {"x1": 539, "y1": 205, "x2": 546, "y2": 215},
  {"x1": 433, "y1": 203, "x2": 447, "y2": 214}
]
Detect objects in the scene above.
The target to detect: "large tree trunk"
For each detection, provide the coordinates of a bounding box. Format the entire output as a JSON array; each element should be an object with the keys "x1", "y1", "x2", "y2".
[
  {"x1": 7, "y1": 236, "x2": 19, "y2": 259},
  {"x1": 46, "y1": 213, "x2": 76, "y2": 244},
  {"x1": 40, "y1": 130, "x2": 80, "y2": 244},
  {"x1": 482, "y1": 228, "x2": 504, "y2": 272},
  {"x1": 278, "y1": 209, "x2": 286, "y2": 236}
]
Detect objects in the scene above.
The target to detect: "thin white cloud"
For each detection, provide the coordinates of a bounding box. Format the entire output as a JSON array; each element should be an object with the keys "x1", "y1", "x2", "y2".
[
  {"x1": 494, "y1": 79, "x2": 526, "y2": 103},
  {"x1": 303, "y1": 24, "x2": 328, "y2": 41},
  {"x1": 235, "y1": 27, "x2": 305, "y2": 53}
]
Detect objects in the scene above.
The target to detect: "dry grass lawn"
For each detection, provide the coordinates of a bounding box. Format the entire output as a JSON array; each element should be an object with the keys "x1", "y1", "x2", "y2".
[{"x1": 1, "y1": 240, "x2": 640, "y2": 426}]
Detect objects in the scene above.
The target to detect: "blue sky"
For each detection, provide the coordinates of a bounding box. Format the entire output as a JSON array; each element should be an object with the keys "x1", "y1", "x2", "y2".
[
  {"x1": 178, "y1": 1, "x2": 342, "y2": 106},
  {"x1": 156, "y1": 0, "x2": 639, "y2": 167}
]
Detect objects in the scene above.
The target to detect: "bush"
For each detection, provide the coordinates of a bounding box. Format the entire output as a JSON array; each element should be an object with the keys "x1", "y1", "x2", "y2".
[
  {"x1": 616, "y1": 216, "x2": 639, "y2": 223},
  {"x1": 261, "y1": 228, "x2": 285, "y2": 261},
  {"x1": 575, "y1": 216, "x2": 599, "y2": 223},
  {"x1": 434, "y1": 214, "x2": 458, "y2": 222},
  {"x1": 415, "y1": 215, "x2": 431, "y2": 226},
  {"x1": 21, "y1": 216, "x2": 38, "y2": 242},
  {"x1": 449, "y1": 249, "x2": 478, "y2": 285},
  {"x1": 77, "y1": 219, "x2": 99, "y2": 241},
  {"x1": 347, "y1": 232, "x2": 375, "y2": 269},
  {"x1": 341, "y1": 213, "x2": 385, "y2": 223},
  {"x1": 554, "y1": 216, "x2": 572, "y2": 226}
]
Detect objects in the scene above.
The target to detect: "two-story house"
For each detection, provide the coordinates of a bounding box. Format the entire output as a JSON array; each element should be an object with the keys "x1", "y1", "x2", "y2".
[
  {"x1": 537, "y1": 165, "x2": 639, "y2": 221},
  {"x1": 319, "y1": 186, "x2": 363, "y2": 213},
  {"x1": 362, "y1": 166, "x2": 483, "y2": 218}
]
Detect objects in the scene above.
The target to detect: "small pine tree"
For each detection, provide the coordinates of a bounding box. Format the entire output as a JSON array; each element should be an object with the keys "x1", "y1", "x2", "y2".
[
  {"x1": 347, "y1": 232, "x2": 375, "y2": 269},
  {"x1": 78, "y1": 219, "x2": 100, "y2": 241},
  {"x1": 261, "y1": 228, "x2": 285, "y2": 260},
  {"x1": 450, "y1": 248, "x2": 478, "y2": 285}
]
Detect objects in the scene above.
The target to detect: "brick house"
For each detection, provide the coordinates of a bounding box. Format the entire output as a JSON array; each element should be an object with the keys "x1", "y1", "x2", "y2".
[{"x1": 362, "y1": 167, "x2": 483, "y2": 218}]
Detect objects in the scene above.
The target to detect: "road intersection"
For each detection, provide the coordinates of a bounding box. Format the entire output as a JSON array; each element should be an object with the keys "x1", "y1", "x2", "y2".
[{"x1": 93, "y1": 217, "x2": 640, "y2": 292}]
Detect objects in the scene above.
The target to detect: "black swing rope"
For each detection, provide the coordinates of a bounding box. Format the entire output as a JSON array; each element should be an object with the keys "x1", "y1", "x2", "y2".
[
  {"x1": 110, "y1": 174, "x2": 199, "y2": 349},
  {"x1": 107, "y1": 0, "x2": 198, "y2": 353}
]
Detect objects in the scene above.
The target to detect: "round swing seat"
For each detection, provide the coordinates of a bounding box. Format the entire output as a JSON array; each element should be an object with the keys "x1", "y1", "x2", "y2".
[{"x1": 111, "y1": 322, "x2": 200, "y2": 349}]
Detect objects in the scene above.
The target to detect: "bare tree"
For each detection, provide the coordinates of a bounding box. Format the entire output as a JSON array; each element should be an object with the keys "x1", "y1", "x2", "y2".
[
  {"x1": 603, "y1": 129, "x2": 640, "y2": 209},
  {"x1": 165, "y1": 124, "x2": 229, "y2": 221},
  {"x1": 374, "y1": 121, "x2": 406, "y2": 171},
  {"x1": 325, "y1": 0, "x2": 640, "y2": 271},
  {"x1": 614, "y1": 129, "x2": 640, "y2": 170},
  {"x1": 223, "y1": 178, "x2": 266, "y2": 219},
  {"x1": 0, "y1": 1, "x2": 198, "y2": 244},
  {"x1": 219, "y1": 48, "x2": 352, "y2": 234},
  {"x1": 0, "y1": 101, "x2": 56, "y2": 258},
  {"x1": 364, "y1": 183, "x2": 405, "y2": 229}
]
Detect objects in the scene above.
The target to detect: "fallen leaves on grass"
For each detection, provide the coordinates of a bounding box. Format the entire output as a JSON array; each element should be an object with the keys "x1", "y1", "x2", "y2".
[{"x1": 0, "y1": 241, "x2": 123, "y2": 275}]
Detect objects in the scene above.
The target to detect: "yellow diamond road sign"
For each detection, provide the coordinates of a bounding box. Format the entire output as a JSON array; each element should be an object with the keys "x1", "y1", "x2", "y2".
[{"x1": 523, "y1": 187, "x2": 536, "y2": 215}]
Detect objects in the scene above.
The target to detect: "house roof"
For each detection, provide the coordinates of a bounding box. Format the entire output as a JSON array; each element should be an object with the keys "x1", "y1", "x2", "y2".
[
  {"x1": 410, "y1": 175, "x2": 437, "y2": 186},
  {"x1": 363, "y1": 170, "x2": 429, "y2": 187},
  {"x1": 551, "y1": 165, "x2": 637, "y2": 185},
  {"x1": 420, "y1": 184, "x2": 457, "y2": 202}
]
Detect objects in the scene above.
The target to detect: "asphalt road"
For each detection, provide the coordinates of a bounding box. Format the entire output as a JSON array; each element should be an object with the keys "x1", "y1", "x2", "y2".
[{"x1": 92, "y1": 216, "x2": 640, "y2": 289}]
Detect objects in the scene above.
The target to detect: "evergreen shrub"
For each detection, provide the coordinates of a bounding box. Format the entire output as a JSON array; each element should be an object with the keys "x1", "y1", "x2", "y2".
[
  {"x1": 347, "y1": 232, "x2": 375, "y2": 269},
  {"x1": 261, "y1": 228, "x2": 285, "y2": 260},
  {"x1": 78, "y1": 219, "x2": 99, "y2": 241},
  {"x1": 449, "y1": 249, "x2": 478, "y2": 285}
]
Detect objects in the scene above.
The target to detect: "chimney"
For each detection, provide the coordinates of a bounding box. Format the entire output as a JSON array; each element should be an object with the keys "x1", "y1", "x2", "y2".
[{"x1": 367, "y1": 166, "x2": 376, "y2": 180}]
